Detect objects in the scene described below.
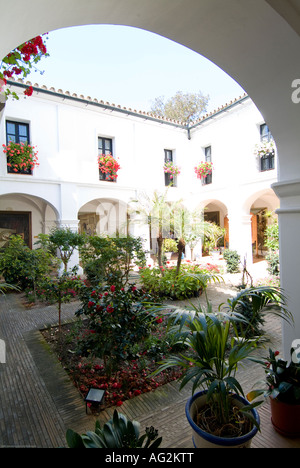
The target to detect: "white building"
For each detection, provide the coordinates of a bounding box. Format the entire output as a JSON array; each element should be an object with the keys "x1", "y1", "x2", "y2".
[{"x1": 0, "y1": 79, "x2": 278, "y2": 267}]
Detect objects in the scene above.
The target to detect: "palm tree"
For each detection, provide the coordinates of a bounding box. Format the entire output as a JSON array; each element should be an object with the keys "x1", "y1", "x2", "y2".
[{"x1": 129, "y1": 190, "x2": 180, "y2": 268}]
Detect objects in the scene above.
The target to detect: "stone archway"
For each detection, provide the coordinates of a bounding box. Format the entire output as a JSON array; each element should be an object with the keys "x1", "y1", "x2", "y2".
[
  {"x1": 78, "y1": 198, "x2": 130, "y2": 237},
  {"x1": 0, "y1": 193, "x2": 59, "y2": 248},
  {"x1": 1, "y1": 0, "x2": 300, "y2": 354}
]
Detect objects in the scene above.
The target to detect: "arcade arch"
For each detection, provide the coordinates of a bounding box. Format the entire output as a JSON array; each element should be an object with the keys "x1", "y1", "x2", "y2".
[
  {"x1": 1, "y1": 0, "x2": 300, "y2": 353},
  {"x1": 0, "y1": 193, "x2": 58, "y2": 248},
  {"x1": 78, "y1": 198, "x2": 130, "y2": 237}
]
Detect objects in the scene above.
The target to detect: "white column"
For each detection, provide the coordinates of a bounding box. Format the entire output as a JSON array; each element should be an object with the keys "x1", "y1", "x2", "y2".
[
  {"x1": 272, "y1": 180, "x2": 300, "y2": 358},
  {"x1": 228, "y1": 209, "x2": 253, "y2": 267}
]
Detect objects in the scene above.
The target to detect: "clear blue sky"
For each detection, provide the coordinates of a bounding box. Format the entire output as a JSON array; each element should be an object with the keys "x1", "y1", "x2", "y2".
[{"x1": 33, "y1": 24, "x2": 245, "y2": 114}]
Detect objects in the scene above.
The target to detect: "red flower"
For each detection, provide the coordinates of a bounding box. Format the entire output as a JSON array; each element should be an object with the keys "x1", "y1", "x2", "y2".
[
  {"x1": 116, "y1": 400, "x2": 123, "y2": 406},
  {"x1": 24, "y1": 86, "x2": 33, "y2": 97},
  {"x1": 88, "y1": 301, "x2": 95, "y2": 308},
  {"x1": 110, "y1": 285, "x2": 116, "y2": 292}
]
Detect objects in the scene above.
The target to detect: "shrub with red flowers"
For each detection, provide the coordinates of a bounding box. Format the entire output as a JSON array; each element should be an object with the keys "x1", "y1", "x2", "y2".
[
  {"x1": 194, "y1": 161, "x2": 213, "y2": 180},
  {"x1": 2, "y1": 141, "x2": 39, "y2": 173},
  {"x1": 75, "y1": 283, "x2": 160, "y2": 372},
  {"x1": 0, "y1": 34, "x2": 49, "y2": 99},
  {"x1": 98, "y1": 153, "x2": 121, "y2": 181}
]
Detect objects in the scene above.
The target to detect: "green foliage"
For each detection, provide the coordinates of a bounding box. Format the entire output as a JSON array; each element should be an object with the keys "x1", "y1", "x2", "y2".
[
  {"x1": 80, "y1": 235, "x2": 146, "y2": 287},
  {"x1": 248, "y1": 348, "x2": 300, "y2": 405},
  {"x1": 150, "y1": 90, "x2": 209, "y2": 123},
  {"x1": 47, "y1": 228, "x2": 86, "y2": 271},
  {"x1": 163, "y1": 238, "x2": 178, "y2": 252},
  {"x1": 266, "y1": 251, "x2": 280, "y2": 276},
  {"x1": 34, "y1": 268, "x2": 82, "y2": 330},
  {"x1": 66, "y1": 409, "x2": 162, "y2": 448},
  {"x1": 265, "y1": 221, "x2": 279, "y2": 252},
  {"x1": 223, "y1": 249, "x2": 240, "y2": 273},
  {"x1": 225, "y1": 285, "x2": 292, "y2": 338},
  {"x1": 153, "y1": 304, "x2": 261, "y2": 431},
  {"x1": 140, "y1": 262, "x2": 220, "y2": 300},
  {"x1": 265, "y1": 221, "x2": 280, "y2": 276},
  {"x1": 75, "y1": 283, "x2": 159, "y2": 372},
  {"x1": 0, "y1": 235, "x2": 56, "y2": 289}
]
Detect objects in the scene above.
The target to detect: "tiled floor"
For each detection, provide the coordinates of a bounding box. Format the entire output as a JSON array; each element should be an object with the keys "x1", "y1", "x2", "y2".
[{"x1": 0, "y1": 260, "x2": 299, "y2": 448}]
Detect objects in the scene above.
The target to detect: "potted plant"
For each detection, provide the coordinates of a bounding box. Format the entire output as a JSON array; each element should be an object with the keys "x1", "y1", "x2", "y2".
[
  {"x1": 98, "y1": 153, "x2": 120, "y2": 181},
  {"x1": 254, "y1": 140, "x2": 275, "y2": 159},
  {"x1": 194, "y1": 161, "x2": 213, "y2": 180},
  {"x1": 248, "y1": 347, "x2": 300, "y2": 437},
  {"x1": 2, "y1": 141, "x2": 39, "y2": 174},
  {"x1": 163, "y1": 161, "x2": 180, "y2": 186},
  {"x1": 153, "y1": 302, "x2": 261, "y2": 448}
]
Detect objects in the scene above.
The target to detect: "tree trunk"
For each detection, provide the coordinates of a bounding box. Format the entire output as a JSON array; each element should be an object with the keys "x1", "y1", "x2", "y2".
[
  {"x1": 157, "y1": 236, "x2": 164, "y2": 272},
  {"x1": 176, "y1": 238, "x2": 186, "y2": 276}
]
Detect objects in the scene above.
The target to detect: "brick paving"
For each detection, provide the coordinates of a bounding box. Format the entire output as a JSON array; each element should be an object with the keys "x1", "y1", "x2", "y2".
[{"x1": 0, "y1": 260, "x2": 299, "y2": 448}]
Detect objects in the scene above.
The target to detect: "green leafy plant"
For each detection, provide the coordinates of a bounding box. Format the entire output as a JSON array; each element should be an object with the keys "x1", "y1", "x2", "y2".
[
  {"x1": 223, "y1": 249, "x2": 240, "y2": 273},
  {"x1": 248, "y1": 348, "x2": 300, "y2": 405},
  {"x1": 163, "y1": 238, "x2": 178, "y2": 253},
  {"x1": 35, "y1": 268, "x2": 82, "y2": 331},
  {"x1": 139, "y1": 262, "x2": 220, "y2": 300},
  {"x1": 0, "y1": 235, "x2": 56, "y2": 291},
  {"x1": 75, "y1": 283, "x2": 158, "y2": 372},
  {"x1": 153, "y1": 303, "x2": 261, "y2": 436},
  {"x1": 47, "y1": 227, "x2": 86, "y2": 271},
  {"x1": 80, "y1": 235, "x2": 146, "y2": 287},
  {"x1": 224, "y1": 285, "x2": 291, "y2": 338},
  {"x1": 66, "y1": 409, "x2": 162, "y2": 448}
]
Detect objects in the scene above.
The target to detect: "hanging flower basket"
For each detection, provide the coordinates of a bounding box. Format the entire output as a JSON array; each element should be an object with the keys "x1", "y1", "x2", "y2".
[
  {"x1": 2, "y1": 141, "x2": 39, "y2": 174},
  {"x1": 194, "y1": 161, "x2": 213, "y2": 180},
  {"x1": 98, "y1": 153, "x2": 121, "y2": 181},
  {"x1": 163, "y1": 161, "x2": 181, "y2": 180},
  {"x1": 254, "y1": 140, "x2": 275, "y2": 158}
]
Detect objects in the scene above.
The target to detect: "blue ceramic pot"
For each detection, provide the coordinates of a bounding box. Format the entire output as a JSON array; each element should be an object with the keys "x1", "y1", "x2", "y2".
[{"x1": 185, "y1": 390, "x2": 260, "y2": 448}]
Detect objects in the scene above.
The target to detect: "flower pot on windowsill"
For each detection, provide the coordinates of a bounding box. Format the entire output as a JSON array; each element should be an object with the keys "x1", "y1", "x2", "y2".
[
  {"x1": 98, "y1": 154, "x2": 120, "y2": 182},
  {"x1": 3, "y1": 142, "x2": 39, "y2": 174},
  {"x1": 99, "y1": 171, "x2": 117, "y2": 182}
]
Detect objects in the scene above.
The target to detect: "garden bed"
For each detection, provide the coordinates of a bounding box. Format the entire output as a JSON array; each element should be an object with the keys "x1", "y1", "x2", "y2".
[{"x1": 41, "y1": 317, "x2": 183, "y2": 410}]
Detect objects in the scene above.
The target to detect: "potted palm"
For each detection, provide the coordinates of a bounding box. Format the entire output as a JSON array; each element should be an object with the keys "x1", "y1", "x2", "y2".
[
  {"x1": 153, "y1": 280, "x2": 291, "y2": 448},
  {"x1": 248, "y1": 347, "x2": 300, "y2": 437},
  {"x1": 154, "y1": 303, "x2": 261, "y2": 448}
]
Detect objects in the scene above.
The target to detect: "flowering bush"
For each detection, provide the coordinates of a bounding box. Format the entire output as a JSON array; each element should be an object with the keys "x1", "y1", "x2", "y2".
[
  {"x1": 98, "y1": 153, "x2": 120, "y2": 181},
  {"x1": 75, "y1": 283, "x2": 160, "y2": 371},
  {"x1": 0, "y1": 34, "x2": 48, "y2": 99},
  {"x1": 139, "y1": 261, "x2": 220, "y2": 300},
  {"x1": 254, "y1": 140, "x2": 275, "y2": 158},
  {"x1": 163, "y1": 161, "x2": 181, "y2": 179},
  {"x1": 194, "y1": 161, "x2": 213, "y2": 179},
  {"x1": 3, "y1": 141, "x2": 39, "y2": 173}
]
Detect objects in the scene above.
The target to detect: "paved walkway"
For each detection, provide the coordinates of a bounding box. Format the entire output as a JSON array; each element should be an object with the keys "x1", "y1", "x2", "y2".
[{"x1": 0, "y1": 260, "x2": 299, "y2": 448}]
